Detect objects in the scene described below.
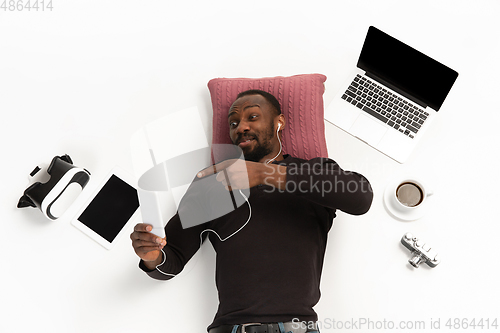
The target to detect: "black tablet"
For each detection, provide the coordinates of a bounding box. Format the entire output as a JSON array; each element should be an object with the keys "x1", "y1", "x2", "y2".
[{"x1": 72, "y1": 167, "x2": 139, "y2": 249}]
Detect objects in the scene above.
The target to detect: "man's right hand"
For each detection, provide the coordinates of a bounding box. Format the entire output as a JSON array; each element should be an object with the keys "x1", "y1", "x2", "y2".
[{"x1": 130, "y1": 223, "x2": 166, "y2": 269}]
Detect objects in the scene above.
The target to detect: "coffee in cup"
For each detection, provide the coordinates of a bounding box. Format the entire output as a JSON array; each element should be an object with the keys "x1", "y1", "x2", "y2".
[
  {"x1": 396, "y1": 182, "x2": 424, "y2": 207},
  {"x1": 385, "y1": 177, "x2": 434, "y2": 220}
]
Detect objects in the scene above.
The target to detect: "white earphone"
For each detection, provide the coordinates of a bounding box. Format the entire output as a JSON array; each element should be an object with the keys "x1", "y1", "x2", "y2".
[{"x1": 266, "y1": 122, "x2": 283, "y2": 164}]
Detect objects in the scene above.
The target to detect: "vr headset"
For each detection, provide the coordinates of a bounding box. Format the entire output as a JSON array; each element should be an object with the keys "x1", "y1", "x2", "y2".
[{"x1": 18, "y1": 154, "x2": 91, "y2": 220}]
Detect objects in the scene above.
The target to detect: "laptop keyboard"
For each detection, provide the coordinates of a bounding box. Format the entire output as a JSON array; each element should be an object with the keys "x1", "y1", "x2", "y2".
[{"x1": 342, "y1": 74, "x2": 429, "y2": 139}]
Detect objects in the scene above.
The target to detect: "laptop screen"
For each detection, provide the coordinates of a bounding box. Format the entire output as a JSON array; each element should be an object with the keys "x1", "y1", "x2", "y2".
[{"x1": 357, "y1": 26, "x2": 458, "y2": 111}]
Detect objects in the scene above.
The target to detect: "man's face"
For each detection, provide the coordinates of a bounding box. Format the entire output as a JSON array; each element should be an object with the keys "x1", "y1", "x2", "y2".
[{"x1": 228, "y1": 94, "x2": 277, "y2": 163}]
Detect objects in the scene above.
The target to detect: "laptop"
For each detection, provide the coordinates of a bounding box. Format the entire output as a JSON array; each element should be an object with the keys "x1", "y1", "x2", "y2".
[{"x1": 324, "y1": 26, "x2": 458, "y2": 163}]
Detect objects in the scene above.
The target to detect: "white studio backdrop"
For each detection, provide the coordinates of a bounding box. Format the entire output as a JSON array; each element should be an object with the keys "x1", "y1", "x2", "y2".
[{"x1": 1, "y1": 1, "x2": 500, "y2": 332}]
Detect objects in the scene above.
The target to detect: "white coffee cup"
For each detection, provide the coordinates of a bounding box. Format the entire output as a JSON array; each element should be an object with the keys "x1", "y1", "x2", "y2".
[{"x1": 390, "y1": 178, "x2": 434, "y2": 214}]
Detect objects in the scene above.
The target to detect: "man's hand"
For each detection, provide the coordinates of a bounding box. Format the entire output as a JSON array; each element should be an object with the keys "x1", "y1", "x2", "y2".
[
  {"x1": 197, "y1": 159, "x2": 287, "y2": 190},
  {"x1": 130, "y1": 223, "x2": 166, "y2": 269},
  {"x1": 197, "y1": 159, "x2": 263, "y2": 190}
]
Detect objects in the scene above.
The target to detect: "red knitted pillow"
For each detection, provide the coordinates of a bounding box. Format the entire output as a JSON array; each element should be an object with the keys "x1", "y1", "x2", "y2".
[{"x1": 207, "y1": 74, "x2": 328, "y2": 161}]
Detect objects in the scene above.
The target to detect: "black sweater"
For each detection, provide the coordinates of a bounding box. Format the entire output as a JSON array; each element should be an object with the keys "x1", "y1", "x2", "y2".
[{"x1": 139, "y1": 155, "x2": 373, "y2": 331}]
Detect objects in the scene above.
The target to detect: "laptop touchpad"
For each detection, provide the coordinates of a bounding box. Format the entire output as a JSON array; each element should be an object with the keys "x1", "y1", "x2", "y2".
[{"x1": 349, "y1": 114, "x2": 387, "y2": 146}]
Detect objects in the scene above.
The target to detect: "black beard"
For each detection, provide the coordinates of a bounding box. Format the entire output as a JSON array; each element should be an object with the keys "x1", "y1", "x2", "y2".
[
  {"x1": 241, "y1": 126, "x2": 275, "y2": 162},
  {"x1": 243, "y1": 141, "x2": 273, "y2": 162}
]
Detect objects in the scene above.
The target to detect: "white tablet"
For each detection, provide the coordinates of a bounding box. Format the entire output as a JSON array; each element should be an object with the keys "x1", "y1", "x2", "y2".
[{"x1": 71, "y1": 166, "x2": 140, "y2": 250}]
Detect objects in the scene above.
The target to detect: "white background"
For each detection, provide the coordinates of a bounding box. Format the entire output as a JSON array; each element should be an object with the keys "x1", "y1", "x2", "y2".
[{"x1": 1, "y1": 1, "x2": 499, "y2": 332}]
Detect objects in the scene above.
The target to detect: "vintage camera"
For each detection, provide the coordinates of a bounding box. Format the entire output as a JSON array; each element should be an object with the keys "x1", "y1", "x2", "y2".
[{"x1": 401, "y1": 232, "x2": 440, "y2": 268}]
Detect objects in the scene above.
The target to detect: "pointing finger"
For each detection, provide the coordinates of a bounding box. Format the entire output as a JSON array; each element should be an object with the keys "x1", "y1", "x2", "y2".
[
  {"x1": 197, "y1": 164, "x2": 218, "y2": 178},
  {"x1": 197, "y1": 159, "x2": 235, "y2": 178}
]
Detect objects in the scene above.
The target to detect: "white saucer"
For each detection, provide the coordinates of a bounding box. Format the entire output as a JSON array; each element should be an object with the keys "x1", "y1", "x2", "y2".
[{"x1": 383, "y1": 179, "x2": 432, "y2": 221}]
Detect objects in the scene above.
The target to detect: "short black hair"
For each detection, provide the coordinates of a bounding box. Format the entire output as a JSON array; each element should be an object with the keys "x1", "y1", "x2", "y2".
[{"x1": 236, "y1": 89, "x2": 281, "y2": 117}]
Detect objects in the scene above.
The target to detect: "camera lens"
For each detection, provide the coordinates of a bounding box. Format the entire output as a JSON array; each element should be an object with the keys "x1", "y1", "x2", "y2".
[{"x1": 409, "y1": 252, "x2": 425, "y2": 268}]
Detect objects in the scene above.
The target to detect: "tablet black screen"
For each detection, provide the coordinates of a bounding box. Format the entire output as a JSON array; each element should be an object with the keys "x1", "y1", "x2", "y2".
[{"x1": 78, "y1": 174, "x2": 139, "y2": 243}]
